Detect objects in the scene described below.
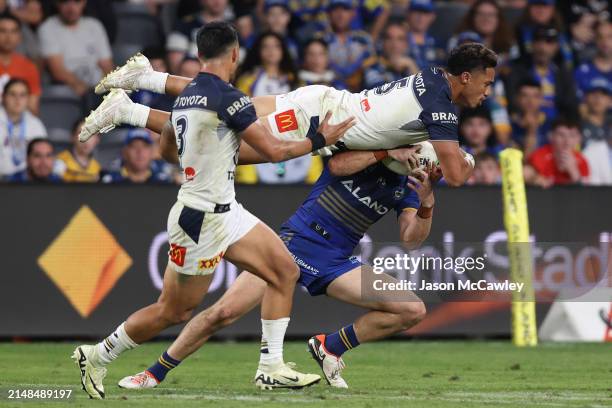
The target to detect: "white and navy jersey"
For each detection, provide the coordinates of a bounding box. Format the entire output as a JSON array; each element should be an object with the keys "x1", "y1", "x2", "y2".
[
  {"x1": 312, "y1": 67, "x2": 459, "y2": 154},
  {"x1": 172, "y1": 72, "x2": 258, "y2": 212}
]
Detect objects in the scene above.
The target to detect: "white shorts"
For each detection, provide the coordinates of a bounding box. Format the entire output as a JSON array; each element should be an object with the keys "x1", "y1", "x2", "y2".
[
  {"x1": 166, "y1": 200, "x2": 259, "y2": 276},
  {"x1": 266, "y1": 85, "x2": 353, "y2": 155}
]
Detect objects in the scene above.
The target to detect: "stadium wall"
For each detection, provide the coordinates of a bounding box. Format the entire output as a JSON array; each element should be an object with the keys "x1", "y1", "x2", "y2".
[{"x1": 1, "y1": 185, "x2": 610, "y2": 338}]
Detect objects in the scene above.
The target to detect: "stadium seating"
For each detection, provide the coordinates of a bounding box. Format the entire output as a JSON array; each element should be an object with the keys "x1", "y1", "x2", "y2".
[
  {"x1": 429, "y1": 2, "x2": 470, "y2": 46},
  {"x1": 39, "y1": 86, "x2": 83, "y2": 143},
  {"x1": 113, "y1": 2, "x2": 163, "y2": 48}
]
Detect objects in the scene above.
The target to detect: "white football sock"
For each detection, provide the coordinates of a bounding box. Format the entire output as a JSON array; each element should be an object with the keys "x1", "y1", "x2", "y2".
[
  {"x1": 94, "y1": 322, "x2": 138, "y2": 366},
  {"x1": 118, "y1": 102, "x2": 150, "y2": 128},
  {"x1": 259, "y1": 318, "x2": 289, "y2": 366},
  {"x1": 136, "y1": 71, "x2": 168, "y2": 94}
]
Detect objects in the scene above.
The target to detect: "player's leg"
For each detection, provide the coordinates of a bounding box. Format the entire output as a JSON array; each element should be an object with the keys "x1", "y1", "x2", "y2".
[
  {"x1": 223, "y1": 221, "x2": 320, "y2": 389},
  {"x1": 118, "y1": 272, "x2": 266, "y2": 389},
  {"x1": 72, "y1": 265, "x2": 212, "y2": 399},
  {"x1": 308, "y1": 265, "x2": 425, "y2": 388}
]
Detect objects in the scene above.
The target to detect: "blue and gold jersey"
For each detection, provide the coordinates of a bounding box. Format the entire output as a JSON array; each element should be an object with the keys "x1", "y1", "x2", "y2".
[{"x1": 285, "y1": 160, "x2": 419, "y2": 257}]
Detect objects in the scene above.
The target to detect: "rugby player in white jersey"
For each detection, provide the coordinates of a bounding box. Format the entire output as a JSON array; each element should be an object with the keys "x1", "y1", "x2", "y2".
[
  {"x1": 83, "y1": 43, "x2": 497, "y2": 185},
  {"x1": 72, "y1": 22, "x2": 356, "y2": 399}
]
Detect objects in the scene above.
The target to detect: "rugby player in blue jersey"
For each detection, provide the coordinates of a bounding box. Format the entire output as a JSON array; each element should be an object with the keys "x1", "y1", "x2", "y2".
[{"x1": 116, "y1": 145, "x2": 440, "y2": 389}]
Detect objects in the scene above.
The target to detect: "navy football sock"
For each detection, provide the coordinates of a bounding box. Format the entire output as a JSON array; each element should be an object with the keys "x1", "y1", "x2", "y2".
[
  {"x1": 324, "y1": 324, "x2": 360, "y2": 357},
  {"x1": 146, "y1": 351, "x2": 181, "y2": 382}
]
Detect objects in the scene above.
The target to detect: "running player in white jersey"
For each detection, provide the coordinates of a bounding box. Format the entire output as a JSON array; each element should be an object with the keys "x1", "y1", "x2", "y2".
[
  {"x1": 83, "y1": 43, "x2": 497, "y2": 185},
  {"x1": 72, "y1": 22, "x2": 355, "y2": 399}
]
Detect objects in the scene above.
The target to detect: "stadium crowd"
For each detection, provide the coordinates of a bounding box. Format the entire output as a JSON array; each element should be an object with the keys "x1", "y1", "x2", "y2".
[{"x1": 0, "y1": 0, "x2": 610, "y2": 186}]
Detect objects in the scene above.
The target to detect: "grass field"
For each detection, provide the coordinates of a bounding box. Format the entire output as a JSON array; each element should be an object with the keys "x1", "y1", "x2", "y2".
[{"x1": 0, "y1": 341, "x2": 610, "y2": 407}]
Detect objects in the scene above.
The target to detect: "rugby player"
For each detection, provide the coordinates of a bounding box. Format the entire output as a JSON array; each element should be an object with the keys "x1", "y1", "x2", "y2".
[
  {"x1": 72, "y1": 22, "x2": 355, "y2": 399},
  {"x1": 116, "y1": 147, "x2": 439, "y2": 390},
  {"x1": 82, "y1": 42, "x2": 498, "y2": 185}
]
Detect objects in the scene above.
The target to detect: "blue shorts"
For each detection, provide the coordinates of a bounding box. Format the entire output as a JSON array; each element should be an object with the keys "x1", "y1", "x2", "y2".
[{"x1": 279, "y1": 223, "x2": 362, "y2": 296}]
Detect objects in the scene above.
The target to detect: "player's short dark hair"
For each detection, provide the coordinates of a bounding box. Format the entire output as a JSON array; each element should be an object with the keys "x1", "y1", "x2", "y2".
[
  {"x1": 27, "y1": 138, "x2": 53, "y2": 157},
  {"x1": 446, "y1": 43, "x2": 498, "y2": 76},
  {"x1": 0, "y1": 12, "x2": 21, "y2": 28},
  {"x1": 196, "y1": 21, "x2": 239, "y2": 59}
]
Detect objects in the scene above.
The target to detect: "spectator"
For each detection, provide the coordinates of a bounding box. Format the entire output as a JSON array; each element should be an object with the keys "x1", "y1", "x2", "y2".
[
  {"x1": 363, "y1": 22, "x2": 418, "y2": 89},
  {"x1": 580, "y1": 78, "x2": 612, "y2": 185},
  {"x1": 130, "y1": 46, "x2": 175, "y2": 112},
  {"x1": 566, "y1": 4, "x2": 598, "y2": 65},
  {"x1": 178, "y1": 56, "x2": 201, "y2": 78},
  {"x1": 262, "y1": 0, "x2": 298, "y2": 60},
  {"x1": 55, "y1": 119, "x2": 101, "y2": 182},
  {"x1": 526, "y1": 119, "x2": 590, "y2": 185},
  {"x1": 0, "y1": 13, "x2": 40, "y2": 113},
  {"x1": 506, "y1": 26, "x2": 578, "y2": 127},
  {"x1": 38, "y1": 0, "x2": 113, "y2": 98},
  {"x1": 574, "y1": 21, "x2": 612, "y2": 100},
  {"x1": 236, "y1": 31, "x2": 298, "y2": 97},
  {"x1": 235, "y1": 10, "x2": 255, "y2": 57},
  {"x1": 0, "y1": 0, "x2": 43, "y2": 59},
  {"x1": 405, "y1": 0, "x2": 439, "y2": 69},
  {"x1": 459, "y1": 107, "x2": 504, "y2": 158},
  {"x1": 166, "y1": 0, "x2": 232, "y2": 73},
  {"x1": 10, "y1": 138, "x2": 61, "y2": 183},
  {"x1": 510, "y1": 79, "x2": 548, "y2": 155},
  {"x1": 239, "y1": 155, "x2": 324, "y2": 185},
  {"x1": 101, "y1": 131, "x2": 171, "y2": 184},
  {"x1": 515, "y1": 0, "x2": 573, "y2": 70},
  {"x1": 323, "y1": 0, "x2": 375, "y2": 91},
  {"x1": 471, "y1": 152, "x2": 501, "y2": 185},
  {"x1": 298, "y1": 38, "x2": 345, "y2": 89},
  {"x1": 452, "y1": 0, "x2": 517, "y2": 65},
  {"x1": 0, "y1": 78, "x2": 46, "y2": 180}
]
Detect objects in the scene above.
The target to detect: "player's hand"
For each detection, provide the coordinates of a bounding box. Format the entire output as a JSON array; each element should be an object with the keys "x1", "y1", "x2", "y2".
[
  {"x1": 407, "y1": 166, "x2": 435, "y2": 207},
  {"x1": 388, "y1": 145, "x2": 421, "y2": 169},
  {"x1": 317, "y1": 111, "x2": 356, "y2": 146}
]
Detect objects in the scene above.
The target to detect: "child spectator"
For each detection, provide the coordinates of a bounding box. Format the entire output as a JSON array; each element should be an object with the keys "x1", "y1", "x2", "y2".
[
  {"x1": 471, "y1": 152, "x2": 501, "y2": 185},
  {"x1": 0, "y1": 78, "x2": 46, "y2": 179},
  {"x1": 55, "y1": 119, "x2": 101, "y2": 183},
  {"x1": 510, "y1": 79, "x2": 548, "y2": 155},
  {"x1": 459, "y1": 107, "x2": 504, "y2": 158}
]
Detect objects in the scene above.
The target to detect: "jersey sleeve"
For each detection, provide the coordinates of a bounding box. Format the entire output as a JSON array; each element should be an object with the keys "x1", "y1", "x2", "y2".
[
  {"x1": 415, "y1": 68, "x2": 460, "y2": 141},
  {"x1": 217, "y1": 86, "x2": 258, "y2": 132},
  {"x1": 394, "y1": 188, "x2": 420, "y2": 217}
]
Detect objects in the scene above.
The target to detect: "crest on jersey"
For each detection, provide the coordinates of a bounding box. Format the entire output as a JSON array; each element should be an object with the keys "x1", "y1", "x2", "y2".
[{"x1": 274, "y1": 109, "x2": 298, "y2": 132}]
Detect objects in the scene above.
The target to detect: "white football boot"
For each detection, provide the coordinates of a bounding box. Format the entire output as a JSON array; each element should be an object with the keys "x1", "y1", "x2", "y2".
[
  {"x1": 71, "y1": 345, "x2": 107, "y2": 399},
  {"x1": 254, "y1": 361, "x2": 321, "y2": 390},
  {"x1": 118, "y1": 371, "x2": 160, "y2": 389},
  {"x1": 79, "y1": 88, "x2": 133, "y2": 142},
  {"x1": 307, "y1": 334, "x2": 348, "y2": 388},
  {"x1": 95, "y1": 53, "x2": 153, "y2": 95}
]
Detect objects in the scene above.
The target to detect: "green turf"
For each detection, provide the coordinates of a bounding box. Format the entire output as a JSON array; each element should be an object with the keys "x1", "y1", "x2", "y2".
[{"x1": 0, "y1": 341, "x2": 610, "y2": 407}]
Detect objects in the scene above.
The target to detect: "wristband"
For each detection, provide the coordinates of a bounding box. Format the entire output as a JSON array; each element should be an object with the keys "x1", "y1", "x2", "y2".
[
  {"x1": 373, "y1": 150, "x2": 388, "y2": 161},
  {"x1": 308, "y1": 132, "x2": 326, "y2": 152},
  {"x1": 417, "y1": 204, "x2": 434, "y2": 219}
]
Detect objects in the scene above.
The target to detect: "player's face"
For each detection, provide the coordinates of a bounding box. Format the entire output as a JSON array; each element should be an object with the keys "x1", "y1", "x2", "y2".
[
  {"x1": 0, "y1": 19, "x2": 20, "y2": 53},
  {"x1": 304, "y1": 42, "x2": 328, "y2": 73},
  {"x1": 460, "y1": 67, "x2": 495, "y2": 108},
  {"x1": 382, "y1": 25, "x2": 408, "y2": 58},
  {"x1": 28, "y1": 142, "x2": 55, "y2": 179},
  {"x1": 124, "y1": 140, "x2": 153, "y2": 172},
  {"x1": 57, "y1": 0, "x2": 86, "y2": 25},
  {"x1": 260, "y1": 36, "x2": 283, "y2": 67},
  {"x1": 3, "y1": 82, "x2": 29, "y2": 116}
]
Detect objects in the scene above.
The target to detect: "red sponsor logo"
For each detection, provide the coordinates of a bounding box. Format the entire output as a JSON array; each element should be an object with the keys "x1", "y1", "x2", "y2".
[
  {"x1": 274, "y1": 109, "x2": 298, "y2": 133},
  {"x1": 361, "y1": 98, "x2": 371, "y2": 112},
  {"x1": 198, "y1": 251, "x2": 224, "y2": 270},
  {"x1": 169, "y1": 243, "x2": 186, "y2": 266},
  {"x1": 184, "y1": 167, "x2": 196, "y2": 181}
]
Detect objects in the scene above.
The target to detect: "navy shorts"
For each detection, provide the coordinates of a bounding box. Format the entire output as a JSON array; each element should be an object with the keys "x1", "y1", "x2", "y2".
[{"x1": 279, "y1": 224, "x2": 362, "y2": 296}]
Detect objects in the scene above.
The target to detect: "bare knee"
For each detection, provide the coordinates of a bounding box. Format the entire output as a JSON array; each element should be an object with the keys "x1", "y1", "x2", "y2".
[
  {"x1": 157, "y1": 302, "x2": 195, "y2": 326},
  {"x1": 268, "y1": 256, "x2": 299, "y2": 287},
  {"x1": 396, "y1": 301, "x2": 427, "y2": 331}
]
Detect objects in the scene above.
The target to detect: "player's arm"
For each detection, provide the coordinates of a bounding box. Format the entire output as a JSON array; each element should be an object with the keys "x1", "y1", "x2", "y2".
[
  {"x1": 398, "y1": 166, "x2": 441, "y2": 249},
  {"x1": 241, "y1": 111, "x2": 356, "y2": 163},
  {"x1": 160, "y1": 120, "x2": 179, "y2": 164},
  {"x1": 328, "y1": 146, "x2": 420, "y2": 176},
  {"x1": 430, "y1": 141, "x2": 474, "y2": 187}
]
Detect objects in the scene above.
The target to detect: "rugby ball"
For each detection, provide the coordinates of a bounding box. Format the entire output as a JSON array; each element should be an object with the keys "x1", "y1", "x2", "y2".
[{"x1": 382, "y1": 141, "x2": 439, "y2": 176}]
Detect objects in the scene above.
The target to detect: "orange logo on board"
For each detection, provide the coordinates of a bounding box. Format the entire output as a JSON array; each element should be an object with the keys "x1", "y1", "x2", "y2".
[{"x1": 274, "y1": 109, "x2": 298, "y2": 132}]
